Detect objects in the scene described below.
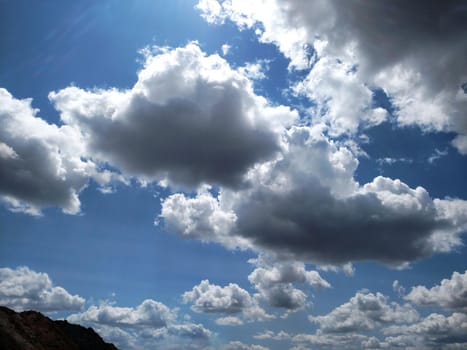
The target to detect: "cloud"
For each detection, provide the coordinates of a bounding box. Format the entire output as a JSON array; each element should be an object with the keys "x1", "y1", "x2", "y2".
[
  {"x1": 215, "y1": 316, "x2": 244, "y2": 326},
  {"x1": 67, "y1": 299, "x2": 176, "y2": 328},
  {"x1": 222, "y1": 341, "x2": 270, "y2": 350},
  {"x1": 405, "y1": 270, "x2": 467, "y2": 312},
  {"x1": 248, "y1": 257, "x2": 330, "y2": 310},
  {"x1": 0, "y1": 266, "x2": 84, "y2": 312},
  {"x1": 0, "y1": 89, "x2": 95, "y2": 215},
  {"x1": 50, "y1": 42, "x2": 297, "y2": 188},
  {"x1": 197, "y1": 0, "x2": 467, "y2": 153},
  {"x1": 221, "y1": 43, "x2": 231, "y2": 56},
  {"x1": 383, "y1": 312, "x2": 467, "y2": 349},
  {"x1": 309, "y1": 291, "x2": 419, "y2": 333},
  {"x1": 254, "y1": 330, "x2": 291, "y2": 340},
  {"x1": 68, "y1": 299, "x2": 212, "y2": 350},
  {"x1": 292, "y1": 332, "x2": 374, "y2": 350},
  {"x1": 182, "y1": 279, "x2": 272, "y2": 321},
  {"x1": 161, "y1": 125, "x2": 467, "y2": 266},
  {"x1": 183, "y1": 279, "x2": 253, "y2": 314}
]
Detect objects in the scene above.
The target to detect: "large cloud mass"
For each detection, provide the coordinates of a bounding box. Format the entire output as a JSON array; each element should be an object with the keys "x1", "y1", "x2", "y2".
[
  {"x1": 50, "y1": 42, "x2": 297, "y2": 188},
  {"x1": 162, "y1": 125, "x2": 467, "y2": 266},
  {"x1": 197, "y1": 0, "x2": 467, "y2": 152}
]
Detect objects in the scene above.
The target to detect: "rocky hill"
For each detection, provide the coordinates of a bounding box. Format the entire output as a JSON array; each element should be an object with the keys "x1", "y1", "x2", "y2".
[{"x1": 0, "y1": 306, "x2": 118, "y2": 350}]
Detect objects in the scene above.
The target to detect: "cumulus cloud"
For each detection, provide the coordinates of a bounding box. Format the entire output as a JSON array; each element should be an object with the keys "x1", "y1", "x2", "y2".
[
  {"x1": 0, "y1": 266, "x2": 84, "y2": 312},
  {"x1": 197, "y1": 0, "x2": 467, "y2": 153},
  {"x1": 0, "y1": 89, "x2": 95, "y2": 215},
  {"x1": 183, "y1": 279, "x2": 253, "y2": 314},
  {"x1": 248, "y1": 257, "x2": 330, "y2": 310},
  {"x1": 182, "y1": 279, "x2": 272, "y2": 322},
  {"x1": 161, "y1": 125, "x2": 467, "y2": 266},
  {"x1": 67, "y1": 299, "x2": 176, "y2": 328},
  {"x1": 254, "y1": 330, "x2": 291, "y2": 340},
  {"x1": 50, "y1": 42, "x2": 297, "y2": 188},
  {"x1": 405, "y1": 270, "x2": 467, "y2": 312},
  {"x1": 383, "y1": 312, "x2": 467, "y2": 349},
  {"x1": 309, "y1": 291, "x2": 419, "y2": 333},
  {"x1": 68, "y1": 299, "x2": 212, "y2": 350}
]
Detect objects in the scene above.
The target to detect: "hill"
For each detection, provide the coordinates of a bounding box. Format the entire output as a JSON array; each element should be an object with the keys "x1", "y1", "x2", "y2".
[{"x1": 0, "y1": 306, "x2": 118, "y2": 350}]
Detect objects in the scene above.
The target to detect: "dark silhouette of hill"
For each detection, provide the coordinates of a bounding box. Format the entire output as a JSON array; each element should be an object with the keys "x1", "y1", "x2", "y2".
[{"x1": 0, "y1": 306, "x2": 118, "y2": 350}]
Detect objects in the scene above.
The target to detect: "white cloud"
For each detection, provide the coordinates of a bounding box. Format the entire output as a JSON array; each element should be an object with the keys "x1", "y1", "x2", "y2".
[
  {"x1": 183, "y1": 279, "x2": 252, "y2": 314},
  {"x1": 238, "y1": 60, "x2": 269, "y2": 81},
  {"x1": 50, "y1": 42, "x2": 297, "y2": 189},
  {"x1": 67, "y1": 299, "x2": 176, "y2": 328},
  {"x1": 0, "y1": 266, "x2": 84, "y2": 312},
  {"x1": 221, "y1": 43, "x2": 231, "y2": 56},
  {"x1": 293, "y1": 56, "x2": 387, "y2": 136},
  {"x1": 254, "y1": 330, "x2": 291, "y2": 340},
  {"x1": 182, "y1": 279, "x2": 272, "y2": 322},
  {"x1": 68, "y1": 299, "x2": 212, "y2": 350},
  {"x1": 309, "y1": 291, "x2": 419, "y2": 333},
  {"x1": 292, "y1": 332, "x2": 374, "y2": 350},
  {"x1": 428, "y1": 148, "x2": 449, "y2": 164},
  {"x1": 222, "y1": 341, "x2": 270, "y2": 350},
  {"x1": 405, "y1": 270, "x2": 467, "y2": 312},
  {"x1": 215, "y1": 316, "x2": 244, "y2": 326},
  {"x1": 383, "y1": 312, "x2": 467, "y2": 349},
  {"x1": 392, "y1": 280, "x2": 406, "y2": 297},
  {"x1": 248, "y1": 257, "x2": 330, "y2": 311}
]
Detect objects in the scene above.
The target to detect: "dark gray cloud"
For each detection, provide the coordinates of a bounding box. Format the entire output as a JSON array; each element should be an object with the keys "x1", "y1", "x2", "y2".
[
  {"x1": 0, "y1": 266, "x2": 85, "y2": 312},
  {"x1": 50, "y1": 43, "x2": 297, "y2": 188},
  {"x1": 162, "y1": 126, "x2": 467, "y2": 266}
]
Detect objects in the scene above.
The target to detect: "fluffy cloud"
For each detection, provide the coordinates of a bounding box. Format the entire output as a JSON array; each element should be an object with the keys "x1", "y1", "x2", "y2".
[
  {"x1": 182, "y1": 279, "x2": 272, "y2": 322},
  {"x1": 254, "y1": 330, "x2": 291, "y2": 340},
  {"x1": 405, "y1": 270, "x2": 467, "y2": 312},
  {"x1": 197, "y1": 0, "x2": 467, "y2": 153},
  {"x1": 161, "y1": 125, "x2": 467, "y2": 266},
  {"x1": 50, "y1": 42, "x2": 297, "y2": 188},
  {"x1": 0, "y1": 266, "x2": 84, "y2": 312},
  {"x1": 383, "y1": 312, "x2": 467, "y2": 349},
  {"x1": 183, "y1": 279, "x2": 253, "y2": 314},
  {"x1": 68, "y1": 299, "x2": 212, "y2": 350},
  {"x1": 0, "y1": 89, "x2": 95, "y2": 215},
  {"x1": 309, "y1": 291, "x2": 419, "y2": 333},
  {"x1": 67, "y1": 299, "x2": 176, "y2": 328},
  {"x1": 248, "y1": 257, "x2": 330, "y2": 310}
]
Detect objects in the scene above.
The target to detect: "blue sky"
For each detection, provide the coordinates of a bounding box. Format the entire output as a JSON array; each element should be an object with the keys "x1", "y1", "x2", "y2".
[{"x1": 1, "y1": 1, "x2": 467, "y2": 349}]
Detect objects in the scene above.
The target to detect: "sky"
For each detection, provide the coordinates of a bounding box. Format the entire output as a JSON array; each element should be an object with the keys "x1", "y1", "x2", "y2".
[{"x1": 0, "y1": 0, "x2": 467, "y2": 349}]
